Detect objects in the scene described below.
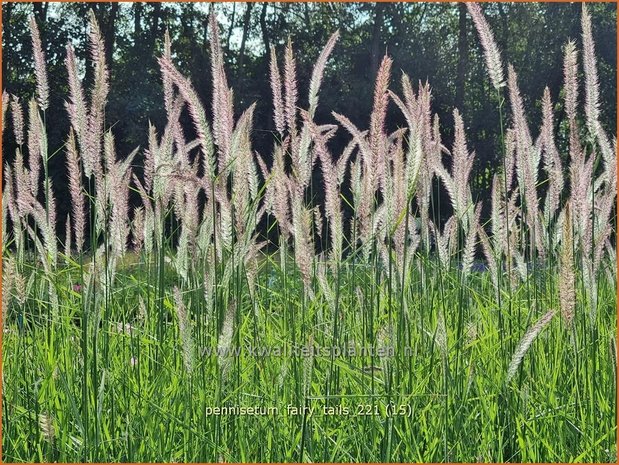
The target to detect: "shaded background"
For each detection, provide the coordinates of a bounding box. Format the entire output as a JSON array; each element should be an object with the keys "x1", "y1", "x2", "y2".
[{"x1": 2, "y1": 2, "x2": 617, "y2": 240}]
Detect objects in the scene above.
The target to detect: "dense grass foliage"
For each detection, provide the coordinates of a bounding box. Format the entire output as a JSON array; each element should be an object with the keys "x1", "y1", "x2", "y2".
[
  {"x1": 3, "y1": 255, "x2": 616, "y2": 462},
  {"x1": 2, "y1": 4, "x2": 616, "y2": 462}
]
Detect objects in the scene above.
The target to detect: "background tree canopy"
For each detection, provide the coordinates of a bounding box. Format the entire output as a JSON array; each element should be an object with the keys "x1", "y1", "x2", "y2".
[{"x1": 2, "y1": 1, "x2": 617, "y2": 232}]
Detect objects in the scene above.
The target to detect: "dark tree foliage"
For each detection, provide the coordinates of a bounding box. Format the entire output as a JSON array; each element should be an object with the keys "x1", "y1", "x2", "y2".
[{"x1": 2, "y1": 2, "x2": 616, "y2": 230}]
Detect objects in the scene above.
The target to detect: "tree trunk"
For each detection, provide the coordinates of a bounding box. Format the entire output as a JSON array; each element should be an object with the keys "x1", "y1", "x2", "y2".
[
  {"x1": 497, "y1": 3, "x2": 509, "y2": 61},
  {"x1": 456, "y1": 3, "x2": 468, "y2": 112},
  {"x1": 370, "y1": 3, "x2": 385, "y2": 77},
  {"x1": 32, "y1": 2, "x2": 48, "y2": 26},
  {"x1": 134, "y1": 3, "x2": 142, "y2": 47},
  {"x1": 238, "y1": 3, "x2": 254, "y2": 70},
  {"x1": 277, "y1": 3, "x2": 288, "y2": 32},
  {"x1": 226, "y1": 3, "x2": 236, "y2": 51},
  {"x1": 84, "y1": 4, "x2": 98, "y2": 88},
  {"x1": 303, "y1": 4, "x2": 311, "y2": 28},
  {"x1": 260, "y1": 3, "x2": 270, "y2": 55},
  {"x1": 203, "y1": 18, "x2": 208, "y2": 49},
  {"x1": 3, "y1": 2, "x2": 13, "y2": 81},
  {"x1": 149, "y1": 3, "x2": 162, "y2": 48},
  {"x1": 93, "y1": 4, "x2": 118, "y2": 73}
]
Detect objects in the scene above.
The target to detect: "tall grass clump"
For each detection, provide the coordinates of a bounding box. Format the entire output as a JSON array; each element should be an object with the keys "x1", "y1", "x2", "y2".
[{"x1": 2, "y1": 4, "x2": 616, "y2": 463}]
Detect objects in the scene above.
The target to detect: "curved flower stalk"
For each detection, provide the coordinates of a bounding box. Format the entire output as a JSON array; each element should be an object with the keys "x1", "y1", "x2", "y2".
[{"x1": 506, "y1": 310, "x2": 556, "y2": 383}]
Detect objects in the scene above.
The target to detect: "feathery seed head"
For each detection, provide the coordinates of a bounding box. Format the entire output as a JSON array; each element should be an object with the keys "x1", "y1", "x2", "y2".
[
  {"x1": 467, "y1": 3, "x2": 506, "y2": 90},
  {"x1": 218, "y1": 300, "x2": 236, "y2": 381},
  {"x1": 581, "y1": 4, "x2": 600, "y2": 138},
  {"x1": 173, "y1": 286, "x2": 195, "y2": 374},
  {"x1": 308, "y1": 31, "x2": 340, "y2": 118},
  {"x1": 563, "y1": 40, "x2": 579, "y2": 124},
  {"x1": 38, "y1": 412, "x2": 55, "y2": 443},
  {"x1": 269, "y1": 46, "x2": 286, "y2": 136},
  {"x1": 2, "y1": 91, "x2": 8, "y2": 135},
  {"x1": 284, "y1": 37, "x2": 298, "y2": 138},
  {"x1": 559, "y1": 205, "x2": 576, "y2": 326},
  {"x1": 506, "y1": 310, "x2": 556, "y2": 383},
  {"x1": 29, "y1": 17, "x2": 49, "y2": 111},
  {"x1": 10, "y1": 96, "x2": 24, "y2": 147}
]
